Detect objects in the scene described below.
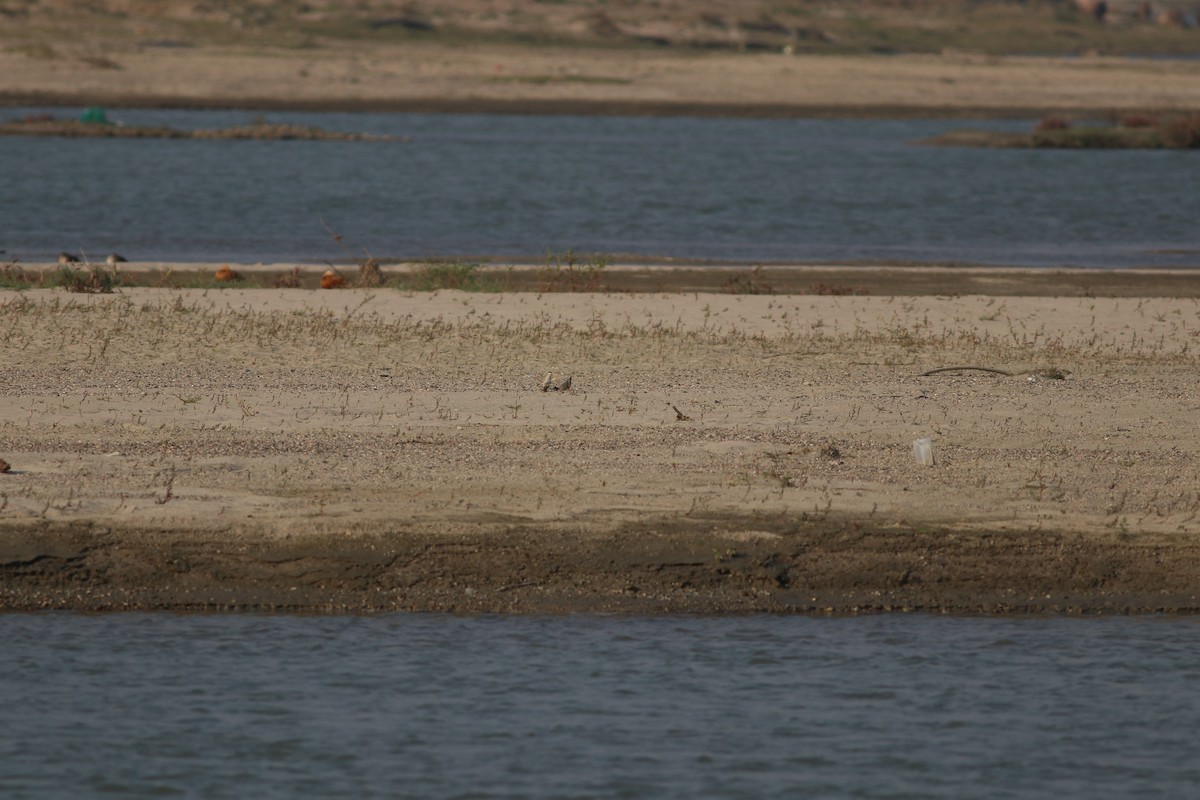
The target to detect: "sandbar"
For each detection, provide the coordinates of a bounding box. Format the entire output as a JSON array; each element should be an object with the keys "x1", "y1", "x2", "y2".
[{"x1": 2, "y1": 269, "x2": 1198, "y2": 613}]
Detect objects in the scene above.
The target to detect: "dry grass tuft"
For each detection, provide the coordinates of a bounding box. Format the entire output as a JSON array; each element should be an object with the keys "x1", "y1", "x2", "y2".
[
  {"x1": 536, "y1": 251, "x2": 609, "y2": 293},
  {"x1": 1159, "y1": 113, "x2": 1200, "y2": 148},
  {"x1": 723, "y1": 266, "x2": 774, "y2": 295},
  {"x1": 809, "y1": 282, "x2": 870, "y2": 296},
  {"x1": 55, "y1": 265, "x2": 114, "y2": 293},
  {"x1": 396, "y1": 262, "x2": 492, "y2": 291},
  {"x1": 1118, "y1": 113, "x2": 1158, "y2": 129},
  {"x1": 272, "y1": 266, "x2": 302, "y2": 288},
  {"x1": 355, "y1": 259, "x2": 385, "y2": 288},
  {"x1": 1034, "y1": 115, "x2": 1071, "y2": 132},
  {"x1": 1, "y1": 260, "x2": 39, "y2": 290}
]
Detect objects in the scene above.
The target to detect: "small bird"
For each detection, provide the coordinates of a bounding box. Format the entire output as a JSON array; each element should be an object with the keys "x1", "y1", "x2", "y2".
[
  {"x1": 321, "y1": 269, "x2": 346, "y2": 289},
  {"x1": 58, "y1": 252, "x2": 80, "y2": 265},
  {"x1": 540, "y1": 373, "x2": 573, "y2": 392},
  {"x1": 106, "y1": 253, "x2": 127, "y2": 267}
]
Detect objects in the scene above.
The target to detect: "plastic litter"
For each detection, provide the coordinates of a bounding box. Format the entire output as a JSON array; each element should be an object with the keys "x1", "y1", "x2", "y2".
[
  {"x1": 912, "y1": 437, "x2": 934, "y2": 466},
  {"x1": 80, "y1": 107, "x2": 110, "y2": 125}
]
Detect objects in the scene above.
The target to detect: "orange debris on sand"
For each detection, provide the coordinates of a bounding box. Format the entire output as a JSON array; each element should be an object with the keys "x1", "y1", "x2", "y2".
[
  {"x1": 321, "y1": 270, "x2": 346, "y2": 289},
  {"x1": 215, "y1": 264, "x2": 240, "y2": 281}
]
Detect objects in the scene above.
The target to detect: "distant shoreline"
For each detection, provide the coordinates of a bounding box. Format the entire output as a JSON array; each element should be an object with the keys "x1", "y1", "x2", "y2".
[
  {"x1": 0, "y1": 91, "x2": 1168, "y2": 120},
  {"x1": 3, "y1": 47, "x2": 1199, "y2": 122},
  {"x1": 0, "y1": 118, "x2": 403, "y2": 140}
]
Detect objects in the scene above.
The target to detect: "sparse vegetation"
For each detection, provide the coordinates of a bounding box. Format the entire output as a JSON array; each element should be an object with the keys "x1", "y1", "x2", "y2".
[
  {"x1": 0, "y1": 260, "x2": 39, "y2": 290},
  {"x1": 9, "y1": 264, "x2": 1199, "y2": 297},
  {"x1": 54, "y1": 264, "x2": 114, "y2": 293},
  {"x1": 809, "y1": 283, "x2": 869, "y2": 297},
  {"x1": 536, "y1": 251, "x2": 609, "y2": 293},
  {"x1": 396, "y1": 261, "x2": 497, "y2": 291},
  {"x1": 928, "y1": 113, "x2": 1200, "y2": 150},
  {"x1": 1034, "y1": 115, "x2": 1072, "y2": 133},
  {"x1": 1160, "y1": 113, "x2": 1200, "y2": 149},
  {"x1": 0, "y1": 119, "x2": 402, "y2": 141},
  {"x1": 723, "y1": 265, "x2": 774, "y2": 295},
  {"x1": 272, "y1": 266, "x2": 303, "y2": 288},
  {"x1": 1118, "y1": 113, "x2": 1158, "y2": 129},
  {"x1": 355, "y1": 259, "x2": 385, "y2": 288}
]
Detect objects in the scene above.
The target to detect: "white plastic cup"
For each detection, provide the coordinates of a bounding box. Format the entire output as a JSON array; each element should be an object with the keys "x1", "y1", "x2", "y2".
[{"x1": 913, "y1": 437, "x2": 935, "y2": 466}]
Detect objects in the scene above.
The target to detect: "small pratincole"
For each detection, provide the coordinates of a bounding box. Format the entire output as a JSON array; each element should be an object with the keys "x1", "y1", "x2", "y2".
[
  {"x1": 58, "y1": 252, "x2": 79, "y2": 265},
  {"x1": 106, "y1": 253, "x2": 127, "y2": 267},
  {"x1": 540, "y1": 374, "x2": 573, "y2": 392}
]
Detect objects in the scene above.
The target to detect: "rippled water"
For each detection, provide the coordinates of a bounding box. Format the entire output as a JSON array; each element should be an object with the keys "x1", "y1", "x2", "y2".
[
  {"x1": 2, "y1": 109, "x2": 1197, "y2": 267},
  {"x1": 3, "y1": 613, "x2": 1199, "y2": 798}
]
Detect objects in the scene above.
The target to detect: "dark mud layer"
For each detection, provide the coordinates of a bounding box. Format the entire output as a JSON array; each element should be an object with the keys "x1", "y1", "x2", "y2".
[{"x1": 3, "y1": 517, "x2": 1197, "y2": 615}]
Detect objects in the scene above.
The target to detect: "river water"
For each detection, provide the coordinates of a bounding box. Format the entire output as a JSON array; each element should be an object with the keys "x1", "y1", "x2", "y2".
[
  {"x1": 4, "y1": 114, "x2": 1199, "y2": 797},
  {"x1": 1, "y1": 109, "x2": 1197, "y2": 267},
  {"x1": 2, "y1": 613, "x2": 1199, "y2": 798}
]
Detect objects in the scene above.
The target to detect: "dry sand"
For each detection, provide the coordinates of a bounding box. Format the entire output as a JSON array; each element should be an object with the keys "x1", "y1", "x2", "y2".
[
  {"x1": 4, "y1": 44, "x2": 1200, "y2": 117},
  {"x1": 3, "y1": 273, "x2": 1200, "y2": 613}
]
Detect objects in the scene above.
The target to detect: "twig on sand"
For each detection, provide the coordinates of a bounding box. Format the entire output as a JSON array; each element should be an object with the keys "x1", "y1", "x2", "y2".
[
  {"x1": 761, "y1": 349, "x2": 820, "y2": 359},
  {"x1": 498, "y1": 581, "x2": 539, "y2": 592},
  {"x1": 920, "y1": 366, "x2": 1069, "y2": 379},
  {"x1": 920, "y1": 366, "x2": 1016, "y2": 377}
]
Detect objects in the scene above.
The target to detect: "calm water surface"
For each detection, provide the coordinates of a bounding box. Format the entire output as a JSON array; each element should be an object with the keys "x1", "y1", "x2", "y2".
[
  {"x1": 1, "y1": 109, "x2": 1197, "y2": 267},
  {"x1": 2, "y1": 613, "x2": 1199, "y2": 799}
]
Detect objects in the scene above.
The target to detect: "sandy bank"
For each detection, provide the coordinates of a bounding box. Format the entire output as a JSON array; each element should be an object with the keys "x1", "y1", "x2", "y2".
[
  {"x1": 1, "y1": 282, "x2": 1198, "y2": 613},
  {"x1": 4, "y1": 46, "x2": 1200, "y2": 117}
]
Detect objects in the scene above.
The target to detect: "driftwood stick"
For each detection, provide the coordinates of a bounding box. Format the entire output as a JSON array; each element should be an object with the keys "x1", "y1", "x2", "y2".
[
  {"x1": 920, "y1": 366, "x2": 1015, "y2": 377},
  {"x1": 761, "y1": 349, "x2": 820, "y2": 359}
]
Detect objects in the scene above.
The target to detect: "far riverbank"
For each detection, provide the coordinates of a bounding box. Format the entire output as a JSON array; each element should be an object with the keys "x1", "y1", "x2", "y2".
[{"x1": 3, "y1": 46, "x2": 1200, "y2": 119}]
